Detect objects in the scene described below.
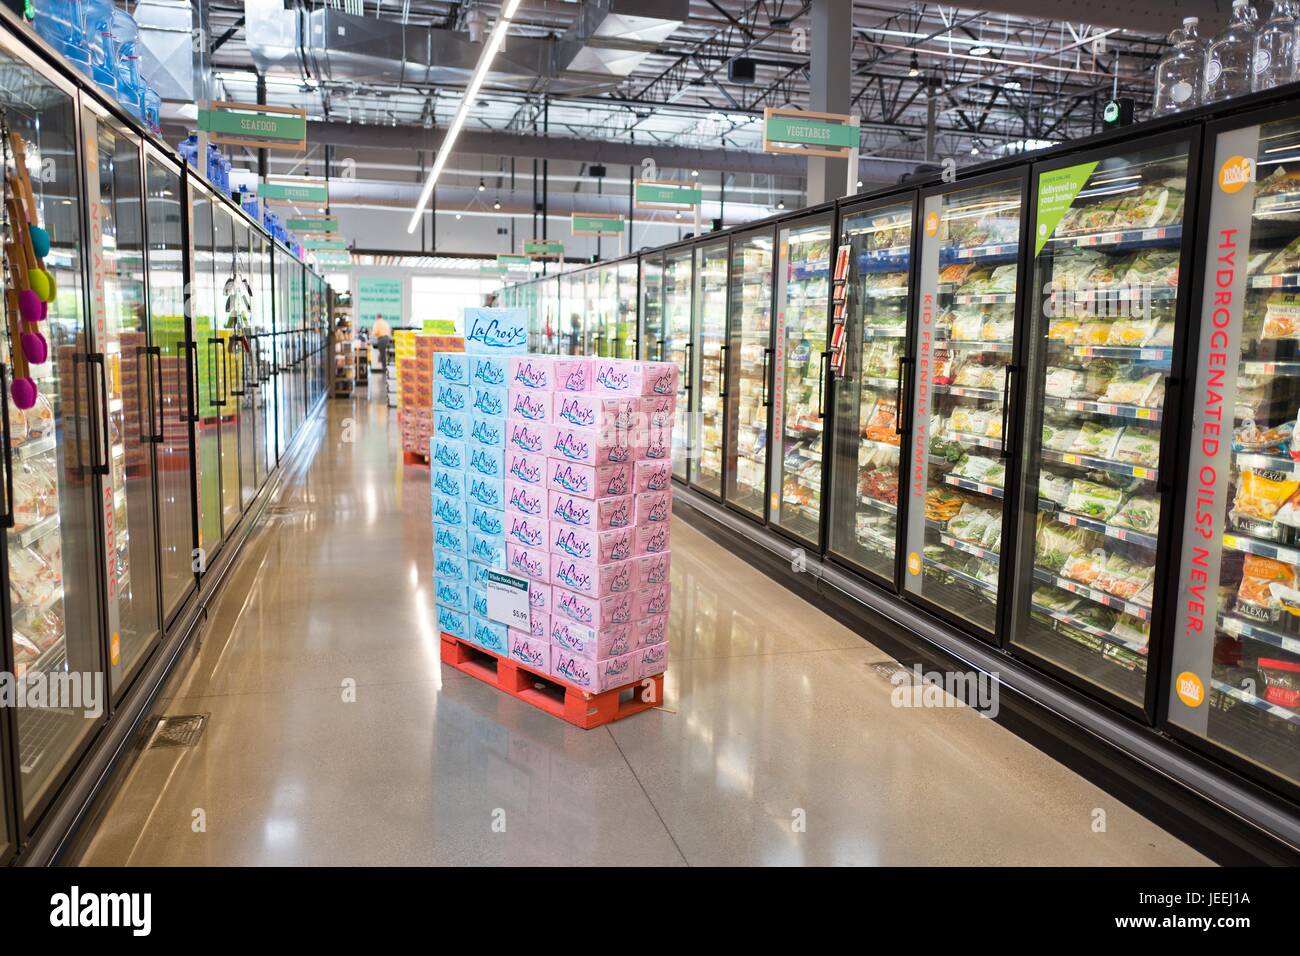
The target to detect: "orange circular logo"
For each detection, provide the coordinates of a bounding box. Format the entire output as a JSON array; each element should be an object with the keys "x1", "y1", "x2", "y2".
[
  {"x1": 1175, "y1": 671, "x2": 1205, "y2": 708},
  {"x1": 924, "y1": 212, "x2": 940, "y2": 236},
  {"x1": 907, "y1": 551, "x2": 921, "y2": 575},
  {"x1": 1218, "y1": 155, "x2": 1254, "y2": 193},
  {"x1": 110, "y1": 632, "x2": 121, "y2": 667}
]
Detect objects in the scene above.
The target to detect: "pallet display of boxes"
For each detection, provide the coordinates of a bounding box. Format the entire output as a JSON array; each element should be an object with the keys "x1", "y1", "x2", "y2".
[
  {"x1": 431, "y1": 316, "x2": 676, "y2": 721},
  {"x1": 398, "y1": 331, "x2": 464, "y2": 460}
]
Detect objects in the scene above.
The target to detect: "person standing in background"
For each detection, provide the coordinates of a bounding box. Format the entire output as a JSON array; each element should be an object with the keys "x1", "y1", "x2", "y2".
[{"x1": 372, "y1": 315, "x2": 392, "y2": 371}]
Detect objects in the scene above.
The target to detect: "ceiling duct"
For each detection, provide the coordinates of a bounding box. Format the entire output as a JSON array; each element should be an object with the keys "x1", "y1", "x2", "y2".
[
  {"x1": 243, "y1": 0, "x2": 685, "y2": 96},
  {"x1": 135, "y1": 0, "x2": 197, "y2": 102}
]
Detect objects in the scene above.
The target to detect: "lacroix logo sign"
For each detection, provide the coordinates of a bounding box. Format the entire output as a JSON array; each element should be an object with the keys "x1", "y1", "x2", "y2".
[
  {"x1": 1218, "y1": 155, "x2": 1254, "y2": 193},
  {"x1": 924, "y1": 211, "x2": 940, "y2": 236}
]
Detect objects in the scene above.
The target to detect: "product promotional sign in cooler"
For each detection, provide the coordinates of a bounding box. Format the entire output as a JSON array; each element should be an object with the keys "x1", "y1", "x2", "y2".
[{"x1": 1170, "y1": 116, "x2": 1300, "y2": 788}]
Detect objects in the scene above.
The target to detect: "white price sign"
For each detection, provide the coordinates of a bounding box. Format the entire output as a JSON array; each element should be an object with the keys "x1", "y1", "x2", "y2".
[{"x1": 486, "y1": 570, "x2": 530, "y2": 629}]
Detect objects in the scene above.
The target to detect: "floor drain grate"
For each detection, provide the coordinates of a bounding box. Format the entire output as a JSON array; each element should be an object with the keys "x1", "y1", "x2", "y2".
[
  {"x1": 868, "y1": 659, "x2": 922, "y2": 684},
  {"x1": 148, "y1": 714, "x2": 209, "y2": 750}
]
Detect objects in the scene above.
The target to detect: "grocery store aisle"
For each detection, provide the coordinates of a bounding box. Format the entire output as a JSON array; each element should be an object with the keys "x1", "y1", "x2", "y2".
[{"x1": 74, "y1": 389, "x2": 1211, "y2": 866}]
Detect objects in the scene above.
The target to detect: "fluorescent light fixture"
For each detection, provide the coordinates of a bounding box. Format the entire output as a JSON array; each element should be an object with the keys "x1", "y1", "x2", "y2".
[
  {"x1": 406, "y1": 0, "x2": 522, "y2": 233},
  {"x1": 969, "y1": 45, "x2": 991, "y2": 56}
]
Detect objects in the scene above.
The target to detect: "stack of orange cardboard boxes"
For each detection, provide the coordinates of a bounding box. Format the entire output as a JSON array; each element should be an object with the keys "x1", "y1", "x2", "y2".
[{"x1": 398, "y1": 331, "x2": 463, "y2": 459}]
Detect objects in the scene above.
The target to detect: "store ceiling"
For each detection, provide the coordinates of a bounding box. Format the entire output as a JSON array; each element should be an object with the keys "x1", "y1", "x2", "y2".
[{"x1": 195, "y1": 0, "x2": 1194, "y2": 217}]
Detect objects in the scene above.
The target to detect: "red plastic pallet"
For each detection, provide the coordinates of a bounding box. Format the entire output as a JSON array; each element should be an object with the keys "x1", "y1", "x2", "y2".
[
  {"x1": 439, "y1": 632, "x2": 664, "y2": 729},
  {"x1": 403, "y1": 450, "x2": 429, "y2": 466}
]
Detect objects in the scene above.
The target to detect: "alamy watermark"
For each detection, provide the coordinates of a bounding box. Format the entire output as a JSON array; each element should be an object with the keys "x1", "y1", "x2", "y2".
[
  {"x1": 0, "y1": 670, "x2": 104, "y2": 718},
  {"x1": 890, "y1": 663, "x2": 999, "y2": 719}
]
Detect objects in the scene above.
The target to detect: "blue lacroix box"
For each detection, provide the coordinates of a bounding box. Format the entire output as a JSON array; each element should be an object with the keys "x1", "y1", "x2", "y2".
[
  {"x1": 468, "y1": 446, "x2": 504, "y2": 480},
  {"x1": 435, "y1": 411, "x2": 469, "y2": 442},
  {"x1": 431, "y1": 466, "x2": 464, "y2": 500},
  {"x1": 434, "y1": 351, "x2": 469, "y2": 385},
  {"x1": 469, "y1": 585, "x2": 488, "y2": 618},
  {"x1": 431, "y1": 493, "x2": 467, "y2": 528},
  {"x1": 463, "y1": 307, "x2": 528, "y2": 355},
  {"x1": 433, "y1": 524, "x2": 468, "y2": 556},
  {"x1": 437, "y1": 605, "x2": 468, "y2": 640},
  {"x1": 470, "y1": 355, "x2": 508, "y2": 388},
  {"x1": 467, "y1": 475, "x2": 505, "y2": 511},
  {"x1": 468, "y1": 615, "x2": 509, "y2": 654},
  {"x1": 469, "y1": 415, "x2": 505, "y2": 449},
  {"x1": 469, "y1": 560, "x2": 492, "y2": 587},
  {"x1": 434, "y1": 550, "x2": 469, "y2": 583},
  {"x1": 469, "y1": 532, "x2": 506, "y2": 568},
  {"x1": 434, "y1": 579, "x2": 468, "y2": 613},
  {"x1": 435, "y1": 382, "x2": 470, "y2": 413},
  {"x1": 471, "y1": 384, "x2": 507, "y2": 419},
  {"x1": 430, "y1": 437, "x2": 466, "y2": 472},
  {"x1": 470, "y1": 502, "x2": 505, "y2": 538}
]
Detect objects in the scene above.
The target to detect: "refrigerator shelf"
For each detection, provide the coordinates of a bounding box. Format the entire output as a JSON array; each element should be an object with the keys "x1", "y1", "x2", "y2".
[
  {"x1": 940, "y1": 533, "x2": 1000, "y2": 563},
  {"x1": 1041, "y1": 396, "x2": 1163, "y2": 421},
  {"x1": 1033, "y1": 568, "x2": 1151, "y2": 620},
  {"x1": 14, "y1": 434, "x2": 55, "y2": 460},
  {"x1": 925, "y1": 556, "x2": 997, "y2": 595},
  {"x1": 861, "y1": 374, "x2": 901, "y2": 390},
  {"x1": 1072, "y1": 345, "x2": 1173, "y2": 362},
  {"x1": 933, "y1": 384, "x2": 1001, "y2": 401},
  {"x1": 1032, "y1": 603, "x2": 1150, "y2": 656},
  {"x1": 1038, "y1": 499, "x2": 1159, "y2": 550},
  {"x1": 1068, "y1": 285, "x2": 1178, "y2": 303},
  {"x1": 860, "y1": 435, "x2": 902, "y2": 453},
  {"x1": 1219, "y1": 613, "x2": 1300, "y2": 657},
  {"x1": 953, "y1": 292, "x2": 1017, "y2": 305},
  {"x1": 1249, "y1": 272, "x2": 1300, "y2": 289},
  {"x1": 1046, "y1": 224, "x2": 1182, "y2": 252},
  {"x1": 946, "y1": 430, "x2": 1003, "y2": 451},
  {"x1": 16, "y1": 514, "x2": 60, "y2": 549},
  {"x1": 943, "y1": 242, "x2": 1019, "y2": 262},
  {"x1": 862, "y1": 286, "x2": 910, "y2": 299},
  {"x1": 944, "y1": 475, "x2": 1004, "y2": 498},
  {"x1": 1040, "y1": 448, "x2": 1158, "y2": 482},
  {"x1": 1212, "y1": 678, "x2": 1300, "y2": 728},
  {"x1": 1240, "y1": 360, "x2": 1300, "y2": 376},
  {"x1": 1223, "y1": 532, "x2": 1300, "y2": 567},
  {"x1": 1234, "y1": 452, "x2": 1300, "y2": 478},
  {"x1": 858, "y1": 494, "x2": 898, "y2": 515},
  {"x1": 860, "y1": 327, "x2": 907, "y2": 339},
  {"x1": 936, "y1": 337, "x2": 1014, "y2": 352}
]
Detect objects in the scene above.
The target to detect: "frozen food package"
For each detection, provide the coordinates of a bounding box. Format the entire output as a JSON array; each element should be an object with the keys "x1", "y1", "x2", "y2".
[
  {"x1": 1065, "y1": 479, "x2": 1124, "y2": 520},
  {"x1": 1044, "y1": 367, "x2": 1085, "y2": 399},
  {"x1": 1070, "y1": 422, "x2": 1125, "y2": 459},
  {"x1": 1039, "y1": 471, "x2": 1072, "y2": 506},
  {"x1": 1112, "y1": 495, "x2": 1160, "y2": 534},
  {"x1": 1233, "y1": 469, "x2": 1300, "y2": 521},
  {"x1": 1114, "y1": 429, "x2": 1160, "y2": 467},
  {"x1": 1233, "y1": 420, "x2": 1293, "y2": 455}
]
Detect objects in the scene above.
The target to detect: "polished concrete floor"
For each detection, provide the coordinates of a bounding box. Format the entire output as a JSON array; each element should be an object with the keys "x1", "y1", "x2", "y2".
[{"x1": 75, "y1": 389, "x2": 1212, "y2": 866}]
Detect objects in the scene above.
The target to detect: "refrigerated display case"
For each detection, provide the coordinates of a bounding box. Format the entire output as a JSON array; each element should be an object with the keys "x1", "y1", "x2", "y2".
[
  {"x1": 560, "y1": 270, "x2": 584, "y2": 355},
  {"x1": 640, "y1": 253, "x2": 663, "y2": 361},
  {"x1": 1170, "y1": 109, "x2": 1300, "y2": 787},
  {"x1": 664, "y1": 247, "x2": 693, "y2": 482},
  {"x1": 691, "y1": 238, "x2": 728, "y2": 498},
  {"x1": 826, "y1": 196, "x2": 915, "y2": 585},
  {"x1": 1, "y1": 34, "x2": 105, "y2": 825},
  {"x1": 904, "y1": 176, "x2": 1027, "y2": 639},
  {"x1": 725, "y1": 228, "x2": 774, "y2": 520},
  {"x1": 233, "y1": 219, "x2": 257, "y2": 511},
  {"x1": 1012, "y1": 140, "x2": 1193, "y2": 706},
  {"x1": 768, "y1": 215, "x2": 833, "y2": 546},
  {"x1": 615, "y1": 259, "x2": 637, "y2": 359}
]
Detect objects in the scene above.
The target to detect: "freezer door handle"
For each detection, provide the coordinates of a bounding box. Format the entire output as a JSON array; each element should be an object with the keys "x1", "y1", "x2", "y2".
[
  {"x1": 0, "y1": 364, "x2": 13, "y2": 528},
  {"x1": 1158, "y1": 376, "x2": 1180, "y2": 492},
  {"x1": 206, "y1": 338, "x2": 220, "y2": 408},
  {"x1": 895, "y1": 358, "x2": 910, "y2": 435},
  {"x1": 149, "y1": 345, "x2": 164, "y2": 443},
  {"x1": 718, "y1": 343, "x2": 728, "y2": 397},
  {"x1": 817, "y1": 350, "x2": 831, "y2": 419},
  {"x1": 186, "y1": 341, "x2": 200, "y2": 423},
  {"x1": 134, "y1": 345, "x2": 150, "y2": 443},
  {"x1": 761, "y1": 347, "x2": 773, "y2": 408},
  {"x1": 679, "y1": 342, "x2": 693, "y2": 390},
  {"x1": 89, "y1": 353, "x2": 111, "y2": 476},
  {"x1": 1000, "y1": 366, "x2": 1016, "y2": 460}
]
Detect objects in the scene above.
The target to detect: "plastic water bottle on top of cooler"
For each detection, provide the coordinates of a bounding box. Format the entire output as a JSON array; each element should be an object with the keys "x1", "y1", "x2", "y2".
[
  {"x1": 1205, "y1": 0, "x2": 1259, "y2": 102},
  {"x1": 1253, "y1": 0, "x2": 1299, "y2": 89},
  {"x1": 1153, "y1": 18, "x2": 1205, "y2": 115}
]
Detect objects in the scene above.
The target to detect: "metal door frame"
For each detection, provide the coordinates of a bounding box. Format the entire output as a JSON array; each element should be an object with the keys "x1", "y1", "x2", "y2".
[{"x1": 687, "y1": 234, "x2": 731, "y2": 502}]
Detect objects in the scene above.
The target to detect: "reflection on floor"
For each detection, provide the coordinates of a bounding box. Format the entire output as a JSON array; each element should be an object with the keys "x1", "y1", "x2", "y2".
[{"x1": 75, "y1": 387, "x2": 1212, "y2": 866}]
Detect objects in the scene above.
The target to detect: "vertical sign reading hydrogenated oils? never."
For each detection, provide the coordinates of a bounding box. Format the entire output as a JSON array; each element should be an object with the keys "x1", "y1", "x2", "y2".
[{"x1": 1171, "y1": 126, "x2": 1259, "y2": 733}]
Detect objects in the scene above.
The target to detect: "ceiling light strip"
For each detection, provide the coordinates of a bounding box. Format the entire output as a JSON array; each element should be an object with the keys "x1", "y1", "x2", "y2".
[{"x1": 405, "y1": 0, "x2": 522, "y2": 234}]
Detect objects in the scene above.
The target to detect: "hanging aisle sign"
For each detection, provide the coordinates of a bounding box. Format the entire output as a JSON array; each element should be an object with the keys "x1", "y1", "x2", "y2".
[
  {"x1": 524, "y1": 239, "x2": 564, "y2": 259},
  {"x1": 303, "y1": 238, "x2": 348, "y2": 251},
  {"x1": 762, "y1": 107, "x2": 860, "y2": 158},
  {"x1": 287, "y1": 215, "x2": 338, "y2": 233},
  {"x1": 571, "y1": 213, "x2": 625, "y2": 236},
  {"x1": 261, "y1": 179, "x2": 330, "y2": 204},
  {"x1": 198, "y1": 101, "x2": 308, "y2": 151},
  {"x1": 634, "y1": 180, "x2": 702, "y2": 210},
  {"x1": 497, "y1": 254, "x2": 532, "y2": 271},
  {"x1": 313, "y1": 252, "x2": 353, "y2": 267}
]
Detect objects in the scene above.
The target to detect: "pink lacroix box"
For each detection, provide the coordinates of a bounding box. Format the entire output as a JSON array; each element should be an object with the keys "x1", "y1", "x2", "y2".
[
  {"x1": 636, "y1": 551, "x2": 671, "y2": 589},
  {"x1": 508, "y1": 356, "x2": 555, "y2": 391},
  {"x1": 504, "y1": 513, "x2": 550, "y2": 551},
  {"x1": 635, "y1": 614, "x2": 669, "y2": 649},
  {"x1": 547, "y1": 423, "x2": 639, "y2": 467},
  {"x1": 552, "y1": 586, "x2": 636, "y2": 629},
  {"x1": 635, "y1": 521, "x2": 671, "y2": 557},
  {"x1": 635, "y1": 458, "x2": 673, "y2": 493},
  {"x1": 507, "y1": 630, "x2": 551, "y2": 675},
  {"x1": 528, "y1": 582, "x2": 553, "y2": 615},
  {"x1": 639, "y1": 360, "x2": 680, "y2": 398},
  {"x1": 553, "y1": 392, "x2": 638, "y2": 431},
  {"x1": 591, "y1": 359, "x2": 643, "y2": 397},
  {"x1": 635, "y1": 641, "x2": 669, "y2": 680},
  {"x1": 554, "y1": 358, "x2": 593, "y2": 393},
  {"x1": 549, "y1": 617, "x2": 635, "y2": 660},
  {"x1": 635, "y1": 489, "x2": 672, "y2": 524},
  {"x1": 551, "y1": 523, "x2": 636, "y2": 566},
  {"x1": 508, "y1": 387, "x2": 552, "y2": 424},
  {"x1": 643, "y1": 425, "x2": 672, "y2": 463},
  {"x1": 506, "y1": 543, "x2": 550, "y2": 584},
  {"x1": 505, "y1": 419, "x2": 548, "y2": 457},
  {"x1": 550, "y1": 554, "x2": 636, "y2": 598},
  {"x1": 547, "y1": 458, "x2": 633, "y2": 500},
  {"x1": 505, "y1": 480, "x2": 547, "y2": 518},
  {"x1": 633, "y1": 583, "x2": 671, "y2": 621},
  {"x1": 548, "y1": 490, "x2": 634, "y2": 531},
  {"x1": 640, "y1": 393, "x2": 676, "y2": 430},
  {"x1": 551, "y1": 649, "x2": 636, "y2": 693},
  {"x1": 505, "y1": 449, "x2": 546, "y2": 487},
  {"x1": 528, "y1": 610, "x2": 550, "y2": 642}
]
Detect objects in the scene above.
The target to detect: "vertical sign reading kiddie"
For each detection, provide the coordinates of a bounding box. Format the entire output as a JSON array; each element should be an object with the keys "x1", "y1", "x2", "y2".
[
  {"x1": 1171, "y1": 129, "x2": 1258, "y2": 733},
  {"x1": 903, "y1": 194, "x2": 942, "y2": 594}
]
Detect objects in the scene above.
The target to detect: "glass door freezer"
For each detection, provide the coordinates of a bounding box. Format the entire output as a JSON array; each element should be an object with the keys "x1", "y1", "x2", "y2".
[
  {"x1": 691, "y1": 237, "x2": 729, "y2": 499},
  {"x1": 615, "y1": 259, "x2": 637, "y2": 359},
  {"x1": 724, "y1": 227, "x2": 774, "y2": 521},
  {"x1": 1170, "y1": 106, "x2": 1300, "y2": 788},
  {"x1": 1011, "y1": 136, "x2": 1196, "y2": 712},
  {"x1": 639, "y1": 252, "x2": 663, "y2": 361},
  {"x1": 826, "y1": 194, "x2": 916, "y2": 587},
  {"x1": 663, "y1": 247, "x2": 694, "y2": 482},
  {"x1": 768, "y1": 214, "x2": 834, "y2": 547},
  {"x1": 903, "y1": 174, "x2": 1027, "y2": 640}
]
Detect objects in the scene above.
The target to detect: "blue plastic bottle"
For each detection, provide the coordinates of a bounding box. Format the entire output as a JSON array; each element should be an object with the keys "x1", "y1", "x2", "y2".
[
  {"x1": 143, "y1": 86, "x2": 161, "y2": 134},
  {"x1": 84, "y1": 0, "x2": 116, "y2": 98},
  {"x1": 35, "y1": 0, "x2": 93, "y2": 75},
  {"x1": 111, "y1": 8, "x2": 143, "y2": 119}
]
